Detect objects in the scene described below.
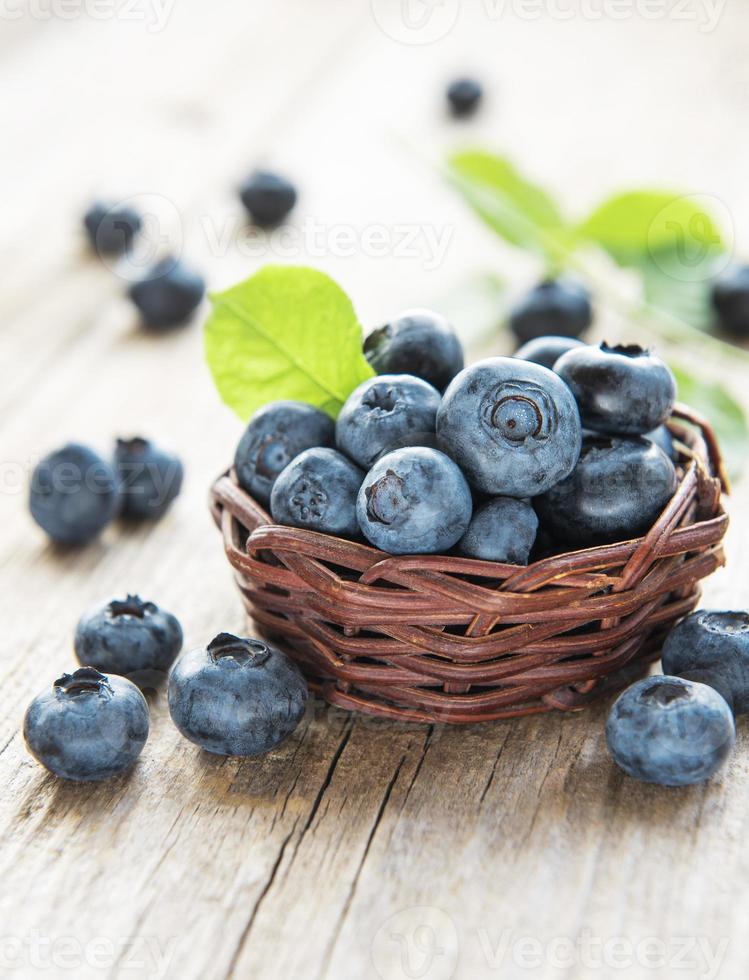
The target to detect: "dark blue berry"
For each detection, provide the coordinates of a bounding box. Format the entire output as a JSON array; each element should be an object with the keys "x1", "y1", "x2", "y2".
[
  {"x1": 83, "y1": 201, "x2": 142, "y2": 256},
  {"x1": 357, "y1": 447, "x2": 472, "y2": 555},
  {"x1": 75, "y1": 595, "x2": 183, "y2": 688},
  {"x1": 458, "y1": 497, "x2": 538, "y2": 565},
  {"x1": 712, "y1": 265, "x2": 749, "y2": 339},
  {"x1": 29, "y1": 443, "x2": 121, "y2": 546},
  {"x1": 509, "y1": 279, "x2": 592, "y2": 344},
  {"x1": 605, "y1": 675, "x2": 735, "y2": 786},
  {"x1": 555, "y1": 342, "x2": 676, "y2": 435},
  {"x1": 336, "y1": 375, "x2": 441, "y2": 469},
  {"x1": 446, "y1": 78, "x2": 483, "y2": 117},
  {"x1": 239, "y1": 170, "x2": 297, "y2": 227},
  {"x1": 234, "y1": 401, "x2": 335, "y2": 505},
  {"x1": 662, "y1": 610, "x2": 749, "y2": 715},
  {"x1": 514, "y1": 335, "x2": 585, "y2": 371},
  {"x1": 128, "y1": 257, "x2": 205, "y2": 329},
  {"x1": 114, "y1": 437, "x2": 183, "y2": 520},
  {"x1": 270, "y1": 448, "x2": 363, "y2": 537},
  {"x1": 437, "y1": 357, "x2": 582, "y2": 496},
  {"x1": 168, "y1": 633, "x2": 308, "y2": 756},
  {"x1": 535, "y1": 434, "x2": 677, "y2": 547},
  {"x1": 364, "y1": 309, "x2": 464, "y2": 391},
  {"x1": 646, "y1": 424, "x2": 678, "y2": 462},
  {"x1": 24, "y1": 667, "x2": 149, "y2": 781}
]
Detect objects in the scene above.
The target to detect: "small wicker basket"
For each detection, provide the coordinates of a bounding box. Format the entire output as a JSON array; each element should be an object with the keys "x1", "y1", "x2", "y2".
[{"x1": 210, "y1": 404, "x2": 729, "y2": 724}]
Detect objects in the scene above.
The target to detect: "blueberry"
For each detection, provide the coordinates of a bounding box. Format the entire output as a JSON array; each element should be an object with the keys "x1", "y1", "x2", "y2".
[
  {"x1": 534, "y1": 434, "x2": 677, "y2": 547},
  {"x1": 605, "y1": 675, "x2": 735, "y2": 786},
  {"x1": 646, "y1": 424, "x2": 678, "y2": 463},
  {"x1": 357, "y1": 447, "x2": 472, "y2": 555},
  {"x1": 239, "y1": 170, "x2": 297, "y2": 227},
  {"x1": 458, "y1": 497, "x2": 538, "y2": 565},
  {"x1": 24, "y1": 667, "x2": 149, "y2": 781},
  {"x1": 509, "y1": 279, "x2": 592, "y2": 345},
  {"x1": 711, "y1": 264, "x2": 749, "y2": 339},
  {"x1": 128, "y1": 257, "x2": 205, "y2": 330},
  {"x1": 364, "y1": 309, "x2": 464, "y2": 391},
  {"x1": 234, "y1": 401, "x2": 335, "y2": 505},
  {"x1": 270, "y1": 448, "x2": 363, "y2": 537},
  {"x1": 514, "y1": 335, "x2": 585, "y2": 371},
  {"x1": 437, "y1": 357, "x2": 582, "y2": 497},
  {"x1": 168, "y1": 633, "x2": 308, "y2": 756},
  {"x1": 662, "y1": 610, "x2": 749, "y2": 715},
  {"x1": 114, "y1": 437, "x2": 183, "y2": 520},
  {"x1": 75, "y1": 595, "x2": 183, "y2": 688},
  {"x1": 83, "y1": 201, "x2": 142, "y2": 256},
  {"x1": 29, "y1": 443, "x2": 121, "y2": 546},
  {"x1": 555, "y1": 342, "x2": 677, "y2": 435},
  {"x1": 446, "y1": 77, "x2": 483, "y2": 117},
  {"x1": 337, "y1": 375, "x2": 441, "y2": 469}
]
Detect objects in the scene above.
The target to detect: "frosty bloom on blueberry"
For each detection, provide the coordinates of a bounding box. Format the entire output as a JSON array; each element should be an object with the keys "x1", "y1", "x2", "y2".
[
  {"x1": 437, "y1": 357, "x2": 582, "y2": 497},
  {"x1": 458, "y1": 497, "x2": 538, "y2": 565},
  {"x1": 270, "y1": 447, "x2": 363, "y2": 537}
]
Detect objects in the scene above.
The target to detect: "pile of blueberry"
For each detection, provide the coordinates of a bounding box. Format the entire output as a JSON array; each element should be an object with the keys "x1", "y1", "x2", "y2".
[
  {"x1": 23, "y1": 594, "x2": 308, "y2": 781},
  {"x1": 29, "y1": 436, "x2": 183, "y2": 546},
  {"x1": 233, "y1": 307, "x2": 679, "y2": 563}
]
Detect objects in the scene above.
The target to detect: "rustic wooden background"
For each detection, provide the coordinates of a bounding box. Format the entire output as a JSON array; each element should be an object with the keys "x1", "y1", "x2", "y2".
[{"x1": 2, "y1": 2, "x2": 749, "y2": 978}]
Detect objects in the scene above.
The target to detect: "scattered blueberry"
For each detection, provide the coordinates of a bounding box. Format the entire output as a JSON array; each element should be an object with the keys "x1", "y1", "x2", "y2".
[
  {"x1": 83, "y1": 201, "x2": 142, "y2": 256},
  {"x1": 437, "y1": 357, "x2": 582, "y2": 496},
  {"x1": 364, "y1": 309, "x2": 464, "y2": 391},
  {"x1": 711, "y1": 264, "x2": 749, "y2": 339},
  {"x1": 458, "y1": 497, "x2": 538, "y2": 565},
  {"x1": 357, "y1": 447, "x2": 472, "y2": 555},
  {"x1": 662, "y1": 610, "x2": 749, "y2": 714},
  {"x1": 514, "y1": 335, "x2": 585, "y2": 371},
  {"x1": 168, "y1": 633, "x2": 308, "y2": 756},
  {"x1": 270, "y1": 447, "x2": 363, "y2": 538},
  {"x1": 509, "y1": 279, "x2": 592, "y2": 345},
  {"x1": 605, "y1": 675, "x2": 735, "y2": 786},
  {"x1": 239, "y1": 170, "x2": 297, "y2": 227},
  {"x1": 555, "y1": 342, "x2": 677, "y2": 435},
  {"x1": 234, "y1": 401, "x2": 335, "y2": 505},
  {"x1": 75, "y1": 595, "x2": 183, "y2": 687},
  {"x1": 128, "y1": 257, "x2": 205, "y2": 329},
  {"x1": 535, "y1": 434, "x2": 677, "y2": 547},
  {"x1": 29, "y1": 443, "x2": 121, "y2": 546},
  {"x1": 446, "y1": 77, "x2": 483, "y2": 117},
  {"x1": 336, "y1": 375, "x2": 441, "y2": 469},
  {"x1": 114, "y1": 437, "x2": 183, "y2": 520},
  {"x1": 24, "y1": 667, "x2": 149, "y2": 781}
]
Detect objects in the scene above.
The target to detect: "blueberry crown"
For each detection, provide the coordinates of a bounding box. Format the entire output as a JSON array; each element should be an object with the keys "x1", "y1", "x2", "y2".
[
  {"x1": 116, "y1": 436, "x2": 151, "y2": 456},
  {"x1": 600, "y1": 342, "x2": 649, "y2": 358},
  {"x1": 54, "y1": 667, "x2": 113, "y2": 698},
  {"x1": 107, "y1": 595, "x2": 154, "y2": 619},
  {"x1": 207, "y1": 633, "x2": 270, "y2": 667}
]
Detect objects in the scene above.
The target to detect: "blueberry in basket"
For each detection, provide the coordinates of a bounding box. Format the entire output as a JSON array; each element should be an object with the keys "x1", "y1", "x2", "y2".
[
  {"x1": 239, "y1": 169, "x2": 297, "y2": 227},
  {"x1": 555, "y1": 342, "x2": 676, "y2": 435},
  {"x1": 457, "y1": 497, "x2": 538, "y2": 565},
  {"x1": 128, "y1": 256, "x2": 205, "y2": 330},
  {"x1": 357, "y1": 447, "x2": 472, "y2": 555},
  {"x1": 363, "y1": 309, "x2": 464, "y2": 391},
  {"x1": 336, "y1": 374, "x2": 441, "y2": 469},
  {"x1": 605, "y1": 675, "x2": 734, "y2": 786},
  {"x1": 508, "y1": 278, "x2": 592, "y2": 344},
  {"x1": 534, "y1": 434, "x2": 677, "y2": 547},
  {"x1": 114, "y1": 437, "x2": 183, "y2": 520},
  {"x1": 437, "y1": 356, "x2": 582, "y2": 497},
  {"x1": 168, "y1": 633, "x2": 308, "y2": 756},
  {"x1": 234, "y1": 400, "x2": 335, "y2": 505},
  {"x1": 24, "y1": 667, "x2": 149, "y2": 781},
  {"x1": 513, "y1": 335, "x2": 585, "y2": 371},
  {"x1": 270, "y1": 447, "x2": 363, "y2": 537},
  {"x1": 75, "y1": 594, "x2": 183, "y2": 687},
  {"x1": 83, "y1": 200, "x2": 142, "y2": 256},
  {"x1": 29, "y1": 442, "x2": 121, "y2": 546}
]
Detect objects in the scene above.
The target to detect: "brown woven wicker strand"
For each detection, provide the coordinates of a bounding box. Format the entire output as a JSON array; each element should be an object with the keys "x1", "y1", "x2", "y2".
[{"x1": 210, "y1": 404, "x2": 729, "y2": 725}]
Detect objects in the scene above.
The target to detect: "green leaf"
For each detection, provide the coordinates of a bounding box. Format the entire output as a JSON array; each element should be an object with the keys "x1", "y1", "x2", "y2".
[
  {"x1": 639, "y1": 249, "x2": 723, "y2": 331},
  {"x1": 447, "y1": 150, "x2": 571, "y2": 265},
  {"x1": 578, "y1": 190, "x2": 724, "y2": 267},
  {"x1": 205, "y1": 265, "x2": 375, "y2": 421},
  {"x1": 670, "y1": 363, "x2": 748, "y2": 478}
]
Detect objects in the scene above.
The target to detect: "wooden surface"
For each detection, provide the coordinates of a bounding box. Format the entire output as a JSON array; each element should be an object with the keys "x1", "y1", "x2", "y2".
[{"x1": 2, "y1": 4, "x2": 749, "y2": 978}]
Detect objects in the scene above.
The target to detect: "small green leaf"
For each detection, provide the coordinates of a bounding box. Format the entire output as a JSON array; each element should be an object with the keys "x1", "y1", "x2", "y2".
[
  {"x1": 447, "y1": 150, "x2": 571, "y2": 264},
  {"x1": 205, "y1": 265, "x2": 375, "y2": 421},
  {"x1": 670, "y1": 363, "x2": 748, "y2": 478},
  {"x1": 579, "y1": 190, "x2": 724, "y2": 267},
  {"x1": 639, "y1": 249, "x2": 723, "y2": 331}
]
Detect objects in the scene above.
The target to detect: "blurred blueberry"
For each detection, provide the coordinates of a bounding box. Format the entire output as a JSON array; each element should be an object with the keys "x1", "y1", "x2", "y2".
[
  {"x1": 114, "y1": 437, "x2": 183, "y2": 520},
  {"x1": 84, "y1": 201, "x2": 142, "y2": 256},
  {"x1": 239, "y1": 170, "x2": 297, "y2": 227},
  {"x1": 509, "y1": 279, "x2": 592, "y2": 345},
  {"x1": 128, "y1": 257, "x2": 205, "y2": 329}
]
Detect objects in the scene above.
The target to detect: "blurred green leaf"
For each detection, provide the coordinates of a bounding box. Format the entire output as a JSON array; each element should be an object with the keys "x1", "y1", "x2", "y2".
[{"x1": 639, "y1": 249, "x2": 724, "y2": 331}]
